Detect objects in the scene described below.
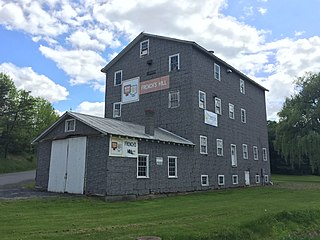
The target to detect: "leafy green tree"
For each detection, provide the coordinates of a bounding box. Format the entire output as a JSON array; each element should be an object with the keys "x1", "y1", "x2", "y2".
[{"x1": 276, "y1": 72, "x2": 320, "y2": 174}]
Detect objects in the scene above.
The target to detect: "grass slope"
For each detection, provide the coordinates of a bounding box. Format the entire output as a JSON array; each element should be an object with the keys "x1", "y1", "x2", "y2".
[
  {"x1": 1, "y1": 176, "x2": 320, "y2": 239},
  {"x1": 0, "y1": 154, "x2": 36, "y2": 174}
]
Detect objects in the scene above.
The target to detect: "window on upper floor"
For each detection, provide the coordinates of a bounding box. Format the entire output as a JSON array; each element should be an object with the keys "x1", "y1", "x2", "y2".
[
  {"x1": 168, "y1": 156, "x2": 178, "y2": 178},
  {"x1": 240, "y1": 79, "x2": 245, "y2": 94},
  {"x1": 215, "y1": 97, "x2": 222, "y2": 115},
  {"x1": 200, "y1": 135, "x2": 208, "y2": 154},
  {"x1": 114, "y1": 70, "x2": 122, "y2": 86},
  {"x1": 65, "y1": 119, "x2": 76, "y2": 132},
  {"x1": 263, "y1": 148, "x2": 268, "y2": 161},
  {"x1": 201, "y1": 175, "x2": 209, "y2": 186},
  {"x1": 253, "y1": 146, "x2": 259, "y2": 160},
  {"x1": 229, "y1": 103, "x2": 235, "y2": 119},
  {"x1": 241, "y1": 108, "x2": 246, "y2": 123},
  {"x1": 218, "y1": 175, "x2": 225, "y2": 185},
  {"x1": 169, "y1": 53, "x2": 180, "y2": 71},
  {"x1": 140, "y1": 39, "x2": 149, "y2": 57},
  {"x1": 232, "y1": 175, "x2": 238, "y2": 185},
  {"x1": 242, "y1": 144, "x2": 248, "y2": 159},
  {"x1": 216, "y1": 139, "x2": 223, "y2": 156},
  {"x1": 168, "y1": 90, "x2": 180, "y2": 108},
  {"x1": 231, "y1": 144, "x2": 237, "y2": 167},
  {"x1": 113, "y1": 102, "x2": 121, "y2": 118},
  {"x1": 214, "y1": 63, "x2": 220, "y2": 81},
  {"x1": 199, "y1": 90, "x2": 206, "y2": 109}
]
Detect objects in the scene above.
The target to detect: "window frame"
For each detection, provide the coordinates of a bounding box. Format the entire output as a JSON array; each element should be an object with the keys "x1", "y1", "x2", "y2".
[
  {"x1": 216, "y1": 139, "x2": 223, "y2": 156},
  {"x1": 229, "y1": 103, "x2": 235, "y2": 119},
  {"x1": 137, "y1": 154, "x2": 149, "y2": 179},
  {"x1": 255, "y1": 174, "x2": 260, "y2": 184},
  {"x1": 230, "y1": 144, "x2": 237, "y2": 167},
  {"x1": 169, "y1": 53, "x2": 180, "y2": 71},
  {"x1": 215, "y1": 97, "x2": 222, "y2": 115},
  {"x1": 201, "y1": 175, "x2": 209, "y2": 186},
  {"x1": 218, "y1": 175, "x2": 225, "y2": 186},
  {"x1": 262, "y1": 148, "x2": 267, "y2": 161},
  {"x1": 140, "y1": 39, "x2": 149, "y2": 57},
  {"x1": 200, "y1": 135, "x2": 208, "y2": 154},
  {"x1": 65, "y1": 119, "x2": 76, "y2": 132},
  {"x1": 264, "y1": 175, "x2": 269, "y2": 183},
  {"x1": 232, "y1": 175, "x2": 238, "y2": 185},
  {"x1": 253, "y1": 146, "x2": 259, "y2": 160},
  {"x1": 114, "y1": 70, "x2": 122, "y2": 86},
  {"x1": 242, "y1": 144, "x2": 248, "y2": 159},
  {"x1": 198, "y1": 90, "x2": 206, "y2": 109},
  {"x1": 168, "y1": 156, "x2": 178, "y2": 178},
  {"x1": 214, "y1": 63, "x2": 221, "y2": 81},
  {"x1": 113, "y1": 102, "x2": 121, "y2": 118},
  {"x1": 240, "y1": 79, "x2": 245, "y2": 94},
  {"x1": 168, "y1": 90, "x2": 180, "y2": 108},
  {"x1": 241, "y1": 108, "x2": 246, "y2": 123}
]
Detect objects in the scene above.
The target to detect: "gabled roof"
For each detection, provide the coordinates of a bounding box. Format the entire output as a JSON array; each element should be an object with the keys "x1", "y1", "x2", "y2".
[
  {"x1": 101, "y1": 32, "x2": 268, "y2": 92},
  {"x1": 32, "y1": 112, "x2": 194, "y2": 146}
]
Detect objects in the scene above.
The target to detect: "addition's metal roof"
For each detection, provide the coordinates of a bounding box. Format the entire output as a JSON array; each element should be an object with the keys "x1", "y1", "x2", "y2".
[{"x1": 32, "y1": 112, "x2": 194, "y2": 146}]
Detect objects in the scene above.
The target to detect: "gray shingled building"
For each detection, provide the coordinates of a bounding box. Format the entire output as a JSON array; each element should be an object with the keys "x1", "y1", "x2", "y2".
[{"x1": 34, "y1": 33, "x2": 270, "y2": 197}]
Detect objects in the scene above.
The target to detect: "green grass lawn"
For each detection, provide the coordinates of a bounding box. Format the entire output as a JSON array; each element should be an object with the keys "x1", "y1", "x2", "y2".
[
  {"x1": 0, "y1": 154, "x2": 36, "y2": 174},
  {"x1": 2, "y1": 176, "x2": 320, "y2": 240}
]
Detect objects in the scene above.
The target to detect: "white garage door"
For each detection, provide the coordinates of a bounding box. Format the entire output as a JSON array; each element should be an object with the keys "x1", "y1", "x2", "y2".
[{"x1": 48, "y1": 137, "x2": 87, "y2": 194}]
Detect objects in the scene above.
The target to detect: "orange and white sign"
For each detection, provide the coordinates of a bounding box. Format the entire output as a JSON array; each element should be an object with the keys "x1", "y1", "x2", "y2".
[{"x1": 140, "y1": 75, "x2": 170, "y2": 95}]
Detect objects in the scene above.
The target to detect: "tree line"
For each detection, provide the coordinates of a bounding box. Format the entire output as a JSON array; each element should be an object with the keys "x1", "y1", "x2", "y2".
[
  {"x1": 0, "y1": 73, "x2": 59, "y2": 159},
  {"x1": 269, "y1": 72, "x2": 320, "y2": 175}
]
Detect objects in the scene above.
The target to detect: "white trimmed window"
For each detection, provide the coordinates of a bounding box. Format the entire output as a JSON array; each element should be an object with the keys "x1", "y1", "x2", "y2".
[
  {"x1": 241, "y1": 108, "x2": 246, "y2": 123},
  {"x1": 169, "y1": 53, "x2": 180, "y2": 71},
  {"x1": 242, "y1": 144, "x2": 248, "y2": 159},
  {"x1": 253, "y1": 146, "x2": 258, "y2": 160},
  {"x1": 200, "y1": 135, "x2": 208, "y2": 154},
  {"x1": 240, "y1": 79, "x2": 245, "y2": 94},
  {"x1": 137, "y1": 154, "x2": 149, "y2": 178},
  {"x1": 216, "y1": 139, "x2": 223, "y2": 156},
  {"x1": 230, "y1": 144, "x2": 237, "y2": 167},
  {"x1": 65, "y1": 119, "x2": 75, "y2": 132},
  {"x1": 201, "y1": 175, "x2": 209, "y2": 186},
  {"x1": 168, "y1": 90, "x2": 180, "y2": 108},
  {"x1": 215, "y1": 97, "x2": 222, "y2": 115},
  {"x1": 229, "y1": 103, "x2": 235, "y2": 119},
  {"x1": 214, "y1": 63, "x2": 221, "y2": 81},
  {"x1": 114, "y1": 70, "x2": 122, "y2": 86},
  {"x1": 168, "y1": 156, "x2": 177, "y2": 178},
  {"x1": 255, "y1": 174, "x2": 260, "y2": 183},
  {"x1": 113, "y1": 102, "x2": 121, "y2": 118},
  {"x1": 232, "y1": 175, "x2": 238, "y2": 185},
  {"x1": 218, "y1": 175, "x2": 225, "y2": 185},
  {"x1": 199, "y1": 90, "x2": 206, "y2": 109},
  {"x1": 263, "y1": 148, "x2": 267, "y2": 161},
  {"x1": 264, "y1": 175, "x2": 269, "y2": 183},
  {"x1": 140, "y1": 39, "x2": 149, "y2": 56}
]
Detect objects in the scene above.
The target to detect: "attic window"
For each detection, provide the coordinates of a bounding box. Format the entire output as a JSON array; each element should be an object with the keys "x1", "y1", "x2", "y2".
[
  {"x1": 65, "y1": 119, "x2": 76, "y2": 132},
  {"x1": 140, "y1": 39, "x2": 149, "y2": 56},
  {"x1": 114, "y1": 70, "x2": 122, "y2": 86},
  {"x1": 169, "y1": 53, "x2": 180, "y2": 71}
]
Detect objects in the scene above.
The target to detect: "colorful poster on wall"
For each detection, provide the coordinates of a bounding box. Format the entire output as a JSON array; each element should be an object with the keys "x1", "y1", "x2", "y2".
[
  {"x1": 140, "y1": 75, "x2": 170, "y2": 94},
  {"x1": 109, "y1": 137, "x2": 138, "y2": 158},
  {"x1": 204, "y1": 110, "x2": 218, "y2": 127},
  {"x1": 122, "y1": 77, "x2": 140, "y2": 104}
]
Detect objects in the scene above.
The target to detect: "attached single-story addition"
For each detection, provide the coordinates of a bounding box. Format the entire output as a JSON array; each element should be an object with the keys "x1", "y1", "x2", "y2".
[{"x1": 33, "y1": 111, "x2": 196, "y2": 197}]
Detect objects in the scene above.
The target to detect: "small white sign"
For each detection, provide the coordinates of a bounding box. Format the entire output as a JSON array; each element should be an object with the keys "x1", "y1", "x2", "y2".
[
  {"x1": 204, "y1": 110, "x2": 218, "y2": 127},
  {"x1": 156, "y1": 157, "x2": 163, "y2": 165},
  {"x1": 122, "y1": 77, "x2": 140, "y2": 104},
  {"x1": 109, "y1": 137, "x2": 138, "y2": 158}
]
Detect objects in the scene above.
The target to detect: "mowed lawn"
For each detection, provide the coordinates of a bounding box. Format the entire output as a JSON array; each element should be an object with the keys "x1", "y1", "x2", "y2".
[{"x1": 1, "y1": 175, "x2": 320, "y2": 240}]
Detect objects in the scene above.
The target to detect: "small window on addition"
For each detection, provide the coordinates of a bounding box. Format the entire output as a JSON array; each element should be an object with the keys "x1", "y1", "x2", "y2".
[
  {"x1": 65, "y1": 119, "x2": 75, "y2": 132},
  {"x1": 218, "y1": 175, "x2": 225, "y2": 186},
  {"x1": 232, "y1": 175, "x2": 238, "y2": 185},
  {"x1": 201, "y1": 175, "x2": 209, "y2": 186},
  {"x1": 140, "y1": 39, "x2": 149, "y2": 56},
  {"x1": 255, "y1": 174, "x2": 260, "y2": 184}
]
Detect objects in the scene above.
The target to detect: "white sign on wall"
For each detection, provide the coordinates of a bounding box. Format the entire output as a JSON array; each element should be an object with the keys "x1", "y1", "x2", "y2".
[
  {"x1": 122, "y1": 77, "x2": 140, "y2": 104},
  {"x1": 204, "y1": 110, "x2": 218, "y2": 127},
  {"x1": 109, "y1": 137, "x2": 138, "y2": 158}
]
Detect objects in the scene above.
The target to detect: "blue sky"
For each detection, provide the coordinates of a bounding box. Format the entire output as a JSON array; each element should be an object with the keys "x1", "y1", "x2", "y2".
[{"x1": 0, "y1": 0, "x2": 320, "y2": 120}]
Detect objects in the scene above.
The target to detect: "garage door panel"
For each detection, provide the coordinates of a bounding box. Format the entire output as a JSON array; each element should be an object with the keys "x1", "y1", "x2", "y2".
[
  {"x1": 48, "y1": 139, "x2": 68, "y2": 193},
  {"x1": 65, "y1": 137, "x2": 87, "y2": 194}
]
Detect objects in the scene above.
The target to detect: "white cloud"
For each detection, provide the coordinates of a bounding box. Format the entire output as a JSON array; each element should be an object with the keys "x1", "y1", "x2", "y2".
[
  {"x1": 258, "y1": 7, "x2": 267, "y2": 15},
  {"x1": 75, "y1": 101, "x2": 104, "y2": 117},
  {"x1": 39, "y1": 45, "x2": 106, "y2": 86},
  {"x1": 294, "y1": 31, "x2": 305, "y2": 37},
  {"x1": 0, "y1": 62, "x2": 69, "y2": 102}
]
